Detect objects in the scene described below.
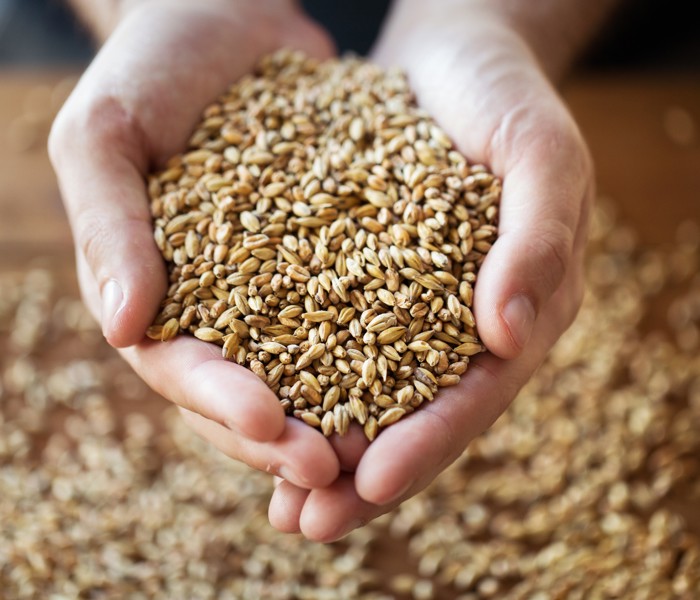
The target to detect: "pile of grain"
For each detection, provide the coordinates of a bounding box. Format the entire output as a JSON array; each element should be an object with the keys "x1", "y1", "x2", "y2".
[{"x1": 147, "y1": 50, "x2": 500, "y2": 440}]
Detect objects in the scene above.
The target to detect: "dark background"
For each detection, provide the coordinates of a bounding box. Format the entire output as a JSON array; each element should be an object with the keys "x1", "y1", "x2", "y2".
[{"x1": 1, "y1": 0, "x2": 699, "y2": 71}]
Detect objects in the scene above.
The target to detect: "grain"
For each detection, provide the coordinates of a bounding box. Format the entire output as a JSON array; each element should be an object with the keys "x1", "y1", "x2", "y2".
[
  {"x1": 148, "y1": 50, "x2": 501, "y2": 440},
  {"x1": 2, "y1": 199, "x2": 700, "y2": 596}
]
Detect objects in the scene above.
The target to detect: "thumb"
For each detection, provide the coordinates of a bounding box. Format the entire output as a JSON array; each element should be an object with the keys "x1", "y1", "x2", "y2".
[
  {"x1": 474, "y1": 112, "x2": 590, "y2": 359},
  {"x1": 49, "y1": 97, "x2": 166, "y2": 348}
]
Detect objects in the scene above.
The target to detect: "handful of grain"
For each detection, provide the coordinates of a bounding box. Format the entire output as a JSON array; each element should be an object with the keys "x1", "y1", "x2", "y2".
[{"x1": 147, "y1": 50, "x2": 500, "y2": 441}]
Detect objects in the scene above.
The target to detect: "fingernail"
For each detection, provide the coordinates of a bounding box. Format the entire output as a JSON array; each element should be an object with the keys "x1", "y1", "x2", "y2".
[
  {"x1": 279, "y1": 465, "x2": 310, "y2": 488},
  {"x1": 502, "y1": 294, "x2": 536, "y2": 350},
  {"x1": 101, "y1": 279, "x2": 124, "y2": 337}
]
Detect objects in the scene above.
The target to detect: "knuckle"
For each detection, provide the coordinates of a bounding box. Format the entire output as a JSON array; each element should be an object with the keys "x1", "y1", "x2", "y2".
[
  {"x1": 81, "y1": 94, "x2": 143, "y2": 153},
  {"x1": 50, "y1": 91, "x2": 145, "y2": 165},
  {"x1": 487, "y1": 97, "x2": 583, "y2": 168},
  {"x1": 75, "y1": 212, "x2": 113, "y2": 278},
  {"x1": 529, "y1": 125, "x2": 584, "y2": 177},
  {"x1": 484, "y1": 102, "x2": 531, "y2": 166},
  {"x1": 74, "y1": 212, "x2": 158, "y2": 280},
  {"x1": 421, "y1": 408, "x2": 461, "y2": 469},
  {"x1": 529, "y1": 220, "x2": 574, "y2": 295}
]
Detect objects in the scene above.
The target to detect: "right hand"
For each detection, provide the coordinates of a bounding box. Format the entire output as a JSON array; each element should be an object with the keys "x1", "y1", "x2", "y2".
[
  {"x1": 49, "y1": 0, "x2": 341, "y2": 490},
  {"x1": 266, "y1": 1, "x2": 593, "y2": 541}
]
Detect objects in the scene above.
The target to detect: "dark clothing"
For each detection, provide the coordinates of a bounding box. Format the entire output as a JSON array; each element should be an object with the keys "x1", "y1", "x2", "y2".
[{"x1": 0, "y1": 0, "x2": 698, "y2": 71}]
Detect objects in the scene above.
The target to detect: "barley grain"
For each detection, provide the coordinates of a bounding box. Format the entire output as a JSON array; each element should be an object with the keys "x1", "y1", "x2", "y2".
[{"x1": 148, "y1": 50, "x2": 500, "y2": 439}]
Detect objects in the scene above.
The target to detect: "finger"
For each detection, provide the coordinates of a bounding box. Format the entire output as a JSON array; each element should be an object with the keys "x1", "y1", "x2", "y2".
[
  {"x1": 267, "y1": 427, "x2": 368, "y2": 533},
  {"x1": 355, "y1": 356, "x2": 512, "y2": 506},
  {"x1": 473, "y1": 108, "x2": 590, "y2": 359},
  {"x1": 49, "y1": 101, "x2": 165, "y2": 349},
  {"x1": 355, "y1": 255, "x2": 584, "y2": 506},
  {"x1": 181, "y1": 409, "x2": 339, "y2": 490},
  {"x1": 328, "y1": 425, "x2": 370, "y2": 473},
  {"x1": 268, "y1": 479, "x2": 309, "y2": 534},
  {"x1": 121, "y1": 335, "x2": 286, "y2": 442},
  {"x1": 298, "y1": 474, "x2": 403, "y2": 543},
  {"x1": 75, "y1": 247, "x2": 101, "y2": 321}
]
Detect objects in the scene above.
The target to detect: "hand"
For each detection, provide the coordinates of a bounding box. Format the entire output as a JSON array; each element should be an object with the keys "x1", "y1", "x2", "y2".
[
  {"x1": 267, "y1": 2, "x2": 592, "y2": 540},
  {"x1": 49, "y1": 0, "x2": 341, "y2": 490}
]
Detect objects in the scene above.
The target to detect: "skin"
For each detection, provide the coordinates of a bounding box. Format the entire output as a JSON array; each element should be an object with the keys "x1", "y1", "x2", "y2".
[
  {"x1": 51, "y1": 0, "x2": 340, "y2": 491},
  {"x1": 54, "y1": 0, "x2": 615, "y2": 542}
]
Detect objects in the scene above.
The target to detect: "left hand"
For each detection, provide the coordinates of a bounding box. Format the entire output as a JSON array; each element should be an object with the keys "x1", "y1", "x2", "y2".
[
  {"x1": 50, "y1": 0, "x2": 341, "y2": 493},
  {"x1": 264, "y1": 1, "x2": 593, "y2": 541}
]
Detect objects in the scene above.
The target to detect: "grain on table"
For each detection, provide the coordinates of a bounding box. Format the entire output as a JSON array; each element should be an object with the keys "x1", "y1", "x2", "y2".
[{"x1": 2, "y1": 202, "x2": 700, "y2": 597}]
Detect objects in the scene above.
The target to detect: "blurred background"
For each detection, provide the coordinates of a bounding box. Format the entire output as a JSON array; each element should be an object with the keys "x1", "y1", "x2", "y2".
[{"x1": 1, "y1": 0, "x2": 699, "y2": 70}]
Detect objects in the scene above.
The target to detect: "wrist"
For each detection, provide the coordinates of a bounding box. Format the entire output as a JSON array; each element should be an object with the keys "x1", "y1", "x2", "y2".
[
  {"x1": 71, "y1": 0, "x2": 301, "y2": 44},
  {"x1": 375, "y1": 1, "x2": 544, "y2": 81},
  {"x1": 382, "y1": 0, "x2": 617, "y2": 83},
  {"x1": 470, "y1": 0, "x2": 590, "y2": 81}
]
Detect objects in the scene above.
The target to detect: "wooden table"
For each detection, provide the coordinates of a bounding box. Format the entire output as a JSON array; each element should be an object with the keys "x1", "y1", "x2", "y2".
[
  {"x1": 0, "y1": 74, "x2": 76, "y2": 263},
  {"x1": 567, "y1": 77, "x2": 700, "y2": 246}
]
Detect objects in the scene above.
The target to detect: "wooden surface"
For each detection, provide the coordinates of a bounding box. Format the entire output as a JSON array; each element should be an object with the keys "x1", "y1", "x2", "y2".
[
  {"x1": 0, "y1": 75, "x2": 83, "y2": 268},
  {"x1": 566, "y1": 77, "x2": 700, "y2": 245}
]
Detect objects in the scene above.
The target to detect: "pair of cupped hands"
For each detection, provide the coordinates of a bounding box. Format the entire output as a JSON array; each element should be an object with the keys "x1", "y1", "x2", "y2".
[{"x1": 50, "y1": 0, "x2": 592, "y2": 541}]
